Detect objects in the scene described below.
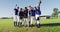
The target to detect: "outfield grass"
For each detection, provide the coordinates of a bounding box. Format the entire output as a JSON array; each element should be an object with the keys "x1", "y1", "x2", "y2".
[{"x1": 0, "y1": 18, "x2": 60, "y2": 32}]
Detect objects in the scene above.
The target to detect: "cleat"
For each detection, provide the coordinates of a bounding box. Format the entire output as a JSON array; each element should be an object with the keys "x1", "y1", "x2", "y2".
[{"x1": 37, "y1": 24, "x2": 40, "y2": 28}]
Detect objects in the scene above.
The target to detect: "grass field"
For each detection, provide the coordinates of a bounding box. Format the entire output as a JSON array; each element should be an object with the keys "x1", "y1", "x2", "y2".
[{"x1": 0, "y1": 18, "x2": 60, "y2": 32}]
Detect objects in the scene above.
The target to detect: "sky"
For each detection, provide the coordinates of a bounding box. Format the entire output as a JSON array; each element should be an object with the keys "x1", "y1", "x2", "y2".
[{"x1": 0, "y1": 0, "x2": 60, "y2": 18}]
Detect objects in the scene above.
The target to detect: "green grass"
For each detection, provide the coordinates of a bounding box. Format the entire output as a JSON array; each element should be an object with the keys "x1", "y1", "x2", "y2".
[{"x1": 0, "y1": 18, "x2": 60, "y2": 32}]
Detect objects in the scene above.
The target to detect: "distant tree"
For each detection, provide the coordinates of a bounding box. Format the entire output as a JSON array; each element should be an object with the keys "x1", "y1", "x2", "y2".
[
  {"x1": 52, "y1": 8, "x2": 58, "y2": 17},
  {"x1": 58, "y1": 11, "x2": 60, "y2": 13},
  {"x1": 1, "y1": 17, "x2": 9, "y2": 19},
  {"x1": 1, "y1": 17, "x2": 13, "y2": 19}
]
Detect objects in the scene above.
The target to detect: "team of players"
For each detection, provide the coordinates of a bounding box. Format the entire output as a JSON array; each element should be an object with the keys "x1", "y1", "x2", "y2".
[{"x1": 13, "y1": 0, "x2": 41, "y2": 28}]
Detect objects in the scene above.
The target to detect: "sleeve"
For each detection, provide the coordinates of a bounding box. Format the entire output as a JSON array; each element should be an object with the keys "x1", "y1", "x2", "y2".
[{"x1": 14, "y1": 8, "x2": 15, "y2": 10}]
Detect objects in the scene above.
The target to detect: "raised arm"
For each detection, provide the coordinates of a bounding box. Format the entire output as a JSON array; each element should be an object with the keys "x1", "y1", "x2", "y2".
[
  {"x1": 38, "y1": 0, "x2": 42, "y2": 7},
  {"x1": 37, "y1": 0, "x2": 42, "y2": 10},
  {"x1": 14, "y1": 4, "x2": 18, "y2": 9}
]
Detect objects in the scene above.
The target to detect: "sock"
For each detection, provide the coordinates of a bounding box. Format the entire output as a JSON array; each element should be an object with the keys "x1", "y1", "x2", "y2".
[
  {"x1": 35, "y1": 22, "x2": 37, "y2": 26},
  {"x1": 18, "y1": 22, "x2": 21, "y2": 27},
  {"x1": 37, "y1": 23, "x2": 40, "y2": 28},
  {"x1": 14, "y1": 21, "x2": 17, "y2": 26},
  {"x1": 29, "y1": 21, "x2": 30, "y2": 26}
]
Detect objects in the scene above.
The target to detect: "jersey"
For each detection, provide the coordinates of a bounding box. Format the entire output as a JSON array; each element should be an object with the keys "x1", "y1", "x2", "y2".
[
  {"x1": 35, "y1": 9, "x2": 41, "y2": 15},
  {"x1": 24, "y1": 9, "x2": 28, "y2": 18},
  {"x1": 14, "y1": 8, "x2": 19, "y2": 15},
  {"x1": 31, "y1": 10, "x2": 35, "y2": 16},
  {"x1": 19, "y1": 11, "x2": 24, "y2": 19}
]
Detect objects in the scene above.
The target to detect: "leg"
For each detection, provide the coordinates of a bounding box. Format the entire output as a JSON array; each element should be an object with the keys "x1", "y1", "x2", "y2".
[
  {"x1": 28, "y1": 16, "x2": 31, "y2": 27},
  {"x1": 33, "y1": 16, "x2": 37, "y2": 26},
  {"x1": 36, "y1": 15, "x2": 40, "y2": 28},
  {"x1": 24, "y1": 18, "x2": 29, "y2": 27},
  {"x1": 37, "y1": 17, "x2": 40, "y2": 28},
  {"x1": 24, "y1": 18, "x2": 26, "y2": 26},
  {"x1": 26, "y1": 18, "x2": 29, "y2": 27},
  {"x1": 13, "y1": 15, "x2": 17, "y2": 26},
  {"x1": 30, "y1": 16, "x2": 34, "y2": 27},
  {"x1": 17, "y1": 16, "x2": 21, "y2": 27}
]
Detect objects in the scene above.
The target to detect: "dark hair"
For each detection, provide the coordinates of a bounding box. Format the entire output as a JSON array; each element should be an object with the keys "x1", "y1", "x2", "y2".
[
  {"x1": 17, "y1": 7, "x2": 19, "y2": 9},
  {"x1": 25, "y1": 7, "x2": 27, "y2": 9},
  {"x1": 20, "y1": 8, "x2": 22, "y2": 10}
]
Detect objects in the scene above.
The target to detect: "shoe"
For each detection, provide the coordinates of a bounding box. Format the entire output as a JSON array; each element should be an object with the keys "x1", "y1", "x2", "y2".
[{"x1": 37, "y1": 24, "x2": 40, "y2": 28}]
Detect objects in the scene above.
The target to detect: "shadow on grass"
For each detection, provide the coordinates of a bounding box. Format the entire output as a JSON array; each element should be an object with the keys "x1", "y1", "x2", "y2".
[
  {"x1": 13, "y1": 23, "x2": 60, "y2": 27},
  {"x1": 40, "y1": 23, "x2": 60, "y2": 27}
]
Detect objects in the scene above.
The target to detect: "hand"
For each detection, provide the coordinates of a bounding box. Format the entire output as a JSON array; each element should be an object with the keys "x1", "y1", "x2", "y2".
[
  {"x1": 14, "y1": 4, "x2": 18, "y2": 9},
  {"x1": 38, "y1": 0, "x2": 41, "y2": 4},
  {"x1": 16, "y1": 4, "x2": 17, "y2": 6}
]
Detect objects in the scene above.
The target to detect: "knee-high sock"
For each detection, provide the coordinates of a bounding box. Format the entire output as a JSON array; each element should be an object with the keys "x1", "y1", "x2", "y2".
[
  {"x1": 14, "y1": 21, "x2": 17, "y2": 26},
  {"x1": 18, "y1": 22, "x2": 21, "y2": 27}
]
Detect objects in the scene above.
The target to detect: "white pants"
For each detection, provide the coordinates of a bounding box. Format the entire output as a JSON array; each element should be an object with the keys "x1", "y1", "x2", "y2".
[
  {"x1": 13, "y1": 15, "x2": 19, "y2": 22},
  {"x1": 31, "y1": 16, "x2": 36, "y2": 24},
  {"x1": 35, "y1": 15, "x2": 40, "y2": 19},
  {"x1": 28, "y1": 16, "x2": 31, "y2": 23},
  {"x1": 13, "y1": 15, "x2": 17, "y2": 22},
  {"x1": 17, "y1": 16, "x2": 22, "y2": 22},
  {"x1": 35, "y1": 14, "x2": 40, "y2": 24},
  {"x1": 23, "y1": 18, "x2": 29, "y2": 26}
]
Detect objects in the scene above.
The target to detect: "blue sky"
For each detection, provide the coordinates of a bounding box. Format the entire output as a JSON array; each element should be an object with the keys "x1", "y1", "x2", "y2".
[{"x1": 0, "y1": 0, "x2": 60, "y2": 17}]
